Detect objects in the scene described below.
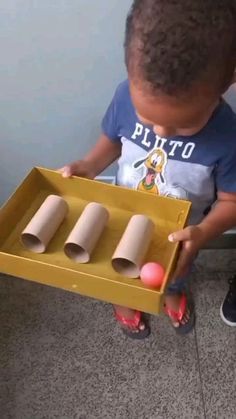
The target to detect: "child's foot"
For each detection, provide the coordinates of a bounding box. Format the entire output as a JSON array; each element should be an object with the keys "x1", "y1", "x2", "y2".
[
  {"x1": 114, "y1": 306, "x2": 150, "y2": 339},
  {"x1": 164, "y1": 293, "x2": 195, "y2": 334}
]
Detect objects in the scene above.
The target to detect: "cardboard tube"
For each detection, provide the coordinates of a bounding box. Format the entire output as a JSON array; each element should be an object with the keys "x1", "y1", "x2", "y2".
[
  {"x1": 21, "y1": 195, "x2": 69, "y2": 253},
  {"x1": 112, "y1": 215, "x2": 154, "y2": 278},
  {"x1": 64, "y1": 202, "x2": 109, "y2": 263}
]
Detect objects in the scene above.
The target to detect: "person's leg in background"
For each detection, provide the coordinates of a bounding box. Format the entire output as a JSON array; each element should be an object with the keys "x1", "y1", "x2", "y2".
[{"x1": 220, "y1": 274, "x2": 236, "y2": 326}]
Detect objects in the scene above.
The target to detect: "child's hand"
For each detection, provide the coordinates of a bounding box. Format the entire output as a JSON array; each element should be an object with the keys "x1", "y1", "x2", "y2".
[
  {"x1": 58, "y1": 160, "x2": 95, "y2": 179},
  {"x1": 168, "y1": 225, "x2": 206, "y2": 280}
]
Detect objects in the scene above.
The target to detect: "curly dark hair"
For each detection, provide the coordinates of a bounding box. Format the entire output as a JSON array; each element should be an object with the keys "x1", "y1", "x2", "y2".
[{"x1": 125, "y1": 0, "x2": 236, "y2": 95}]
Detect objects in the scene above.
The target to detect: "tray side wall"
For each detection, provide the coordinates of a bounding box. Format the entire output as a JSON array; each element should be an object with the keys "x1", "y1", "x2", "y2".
[{"x1": 0, "y1": 253, "x2": 163, "y2": 314}]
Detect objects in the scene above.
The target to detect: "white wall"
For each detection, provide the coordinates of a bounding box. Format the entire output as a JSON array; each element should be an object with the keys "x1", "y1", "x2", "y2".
[{"x1": 0, "y1": 0, "x2": 132, "y2": 203}]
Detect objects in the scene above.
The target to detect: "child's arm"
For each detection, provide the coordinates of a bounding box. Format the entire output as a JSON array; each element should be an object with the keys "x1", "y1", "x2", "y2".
[
  {"x1": 169, "y1": 191, "x2": 236, "y2": 280},
  {"x1": 60, "y1": 134, "x2": 121, "y2": 179}
]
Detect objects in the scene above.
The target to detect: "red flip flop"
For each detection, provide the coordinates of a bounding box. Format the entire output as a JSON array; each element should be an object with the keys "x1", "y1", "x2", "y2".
[
  {"x1": 164, "y1": 293, "x2": 195, "y2": 335},
  {"x1": 114, "y1": 310, "x2": 150, "y2": 340}
]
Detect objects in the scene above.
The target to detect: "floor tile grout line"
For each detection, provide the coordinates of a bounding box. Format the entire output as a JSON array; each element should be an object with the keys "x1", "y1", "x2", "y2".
[{"x1": 194, "y1": 326, "x2": 207, "y2": 419}]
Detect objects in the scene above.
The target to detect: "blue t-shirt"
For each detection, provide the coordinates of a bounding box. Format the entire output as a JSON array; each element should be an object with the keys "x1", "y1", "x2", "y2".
[{"x1": 102, "y1": 80, "x2": 236, "y2": 224}]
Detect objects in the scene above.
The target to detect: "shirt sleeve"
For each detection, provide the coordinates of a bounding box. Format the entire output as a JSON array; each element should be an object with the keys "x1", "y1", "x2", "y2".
[
  {"x1": 101, "y1": 86, "x2": 121, "y2": 142},
  {"x1": 215, "y1": 146, "x2": 236, "y2": 193}
]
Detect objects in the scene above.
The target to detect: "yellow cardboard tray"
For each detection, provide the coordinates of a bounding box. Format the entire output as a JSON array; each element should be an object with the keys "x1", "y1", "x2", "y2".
[{"x1": 0, "y1": 167, "x2": 191, "y2": 314}]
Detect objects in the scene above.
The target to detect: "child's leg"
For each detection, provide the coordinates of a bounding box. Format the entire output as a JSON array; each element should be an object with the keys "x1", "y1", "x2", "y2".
[
  {"x1": 164, "y1": 275, "x2": 195, "y2": 334},
  {"x1": 113, "y1": 271, "x2": 194, "y2": 338}
]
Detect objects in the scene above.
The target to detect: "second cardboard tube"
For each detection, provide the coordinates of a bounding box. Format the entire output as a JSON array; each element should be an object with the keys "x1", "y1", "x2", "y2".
[{"x1": 64, "y1": 202, "x2": 109, "y2": 263}]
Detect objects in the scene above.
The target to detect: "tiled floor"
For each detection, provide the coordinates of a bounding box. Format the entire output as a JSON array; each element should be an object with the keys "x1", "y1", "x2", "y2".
[
  {"x1": 0, "y1": 251, "x2": 236, "y2": 419},
  {"x1": 193, "y1": 273, "x2": 236, "y2": 419}
]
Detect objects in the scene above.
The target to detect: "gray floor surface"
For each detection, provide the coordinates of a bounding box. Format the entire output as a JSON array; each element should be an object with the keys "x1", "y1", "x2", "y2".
[{"x1": 1, "y1": 250, "x2": 236, "y2": 419}]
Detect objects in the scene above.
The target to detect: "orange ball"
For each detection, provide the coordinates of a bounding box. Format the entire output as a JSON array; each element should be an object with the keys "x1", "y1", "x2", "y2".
[{"x1": 140, "y1": 262, "x2": 165, "y2": 288}]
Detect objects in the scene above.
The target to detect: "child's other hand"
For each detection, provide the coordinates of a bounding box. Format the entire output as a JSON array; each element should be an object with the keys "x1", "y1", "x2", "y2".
[
  {"x1": 168, "y1": 225, "x2": 206, "y2": 280},
  {"x1": 58, "y1": 160, "x2": 95, "y2": 179}
]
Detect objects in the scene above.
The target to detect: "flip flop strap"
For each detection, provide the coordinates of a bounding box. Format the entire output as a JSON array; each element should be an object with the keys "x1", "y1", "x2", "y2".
[
  {"x1": 115, "y1": 310, "x2": 141, "y2": 328},
  {"x1": 164, "y1": 293, "x2": 187, "y2": 322}
]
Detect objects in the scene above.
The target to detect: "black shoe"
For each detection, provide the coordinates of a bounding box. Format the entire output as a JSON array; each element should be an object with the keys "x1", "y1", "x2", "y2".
[{"x1": 220, "y1": 275, "x2": 236, "y2": 326}]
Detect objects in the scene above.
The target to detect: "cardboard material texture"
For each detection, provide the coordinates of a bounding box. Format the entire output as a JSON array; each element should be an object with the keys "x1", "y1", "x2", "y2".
[
  {"x1": 64, "y1": 202, "x2": 109, "y2": 263},
  {"x1": 112, "y1": 215, "x2": 154, "y2": 278},
  {"x1": 21, "y1": 195, "x2": 68, "y2": 253}
]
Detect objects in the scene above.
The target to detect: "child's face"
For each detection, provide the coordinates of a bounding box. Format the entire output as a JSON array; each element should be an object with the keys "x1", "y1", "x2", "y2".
[{"x1": 129, "y1": 79, "x2": 223, "y2": 138}]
